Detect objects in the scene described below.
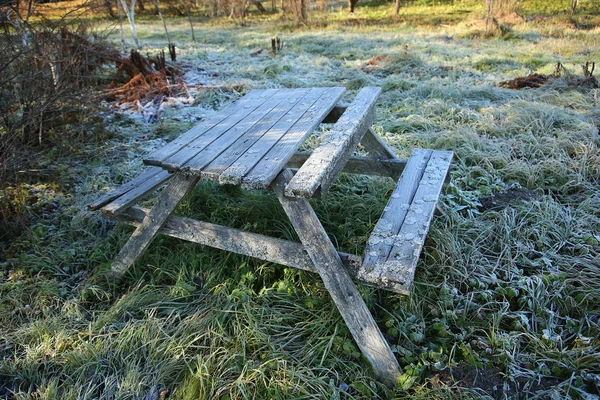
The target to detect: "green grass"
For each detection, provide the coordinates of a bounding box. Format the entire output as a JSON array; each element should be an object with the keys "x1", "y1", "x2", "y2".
[{"x1": 2, "y1": 1, "x2": 600, "y2": 399}]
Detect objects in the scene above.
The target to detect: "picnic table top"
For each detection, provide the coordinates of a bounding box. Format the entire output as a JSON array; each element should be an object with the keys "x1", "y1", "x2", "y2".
[{"x1": 144, "y1": 87, "x2": 347, "y2": 190}]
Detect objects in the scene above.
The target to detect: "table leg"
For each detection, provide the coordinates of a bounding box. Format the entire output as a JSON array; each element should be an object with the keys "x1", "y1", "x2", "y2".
[
  {"x1": 111, "y1": 173, "x2": 200, "y2": 277},
  {"x1": 360, "y1": 128, "x2": 398, "y2": 160},
  {"x1": 273, "y1": 169, "x2": 402, "y2": 387}
]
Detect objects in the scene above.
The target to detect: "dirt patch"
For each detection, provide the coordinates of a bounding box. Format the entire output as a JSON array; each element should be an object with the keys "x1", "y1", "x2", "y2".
[{"x1": 478, "y1": 188, "x2": 542, "y2": 212}]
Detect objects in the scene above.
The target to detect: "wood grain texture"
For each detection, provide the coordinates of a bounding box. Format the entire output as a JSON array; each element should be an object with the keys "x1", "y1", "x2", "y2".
[
  {"x1": 217, "y1": 88, "x2": 326, "y2": 185},
  {"x1": 113, "y1": 206, "x2": 362, "y2": 275},
  {"x1": 273, "y1": 169, "x2": 401, "y2": 387},
  {"x1": 144, "y1": 89, "x2": 276, "y2": 165},
  {"x1": 88, "y1": 167, "x2": 165, "y2": 211},
  {"x1": 287, "y1": 152, "x2": 407, "y2": 180},
  {"x1": 163, "y1": 90, "x2": 290, "y2": 171},
  {"x1": 110, "y1": 173, "x2": 200, "y2": 277},
  {"x1": 199, "y1": 88, "x2": 314, "y2": 180},
  {"x1": 241, "y1": 87, "x2": 346, "y2": 190},
  {"x1": 284, "y1": 87, "x2": 382, "y2": 198},
  {"x1": 358, "y1": 149, "x2": 453, "y2": 295},
  {"x1": 101, "y1": 169, "x2": 172, "y2": 216}
]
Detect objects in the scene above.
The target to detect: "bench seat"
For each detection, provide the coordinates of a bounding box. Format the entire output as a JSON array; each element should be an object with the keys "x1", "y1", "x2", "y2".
[
  {"x1": 358, "y1": 148, "x2": 453, "y2": 295},
  {"x1": 87, "y1": 166, "x2": 172, "y2": 216}
]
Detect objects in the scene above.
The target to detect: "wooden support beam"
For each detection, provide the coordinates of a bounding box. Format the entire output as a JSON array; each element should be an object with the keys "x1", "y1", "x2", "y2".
[
  {"x1": 112, "y1": 206, "x2": 362, "y2": 275},
  {"x1": 287, "y1": 152, "x2": 406, "y2": 180},
  {"x1": 273, "y1": 169, "x2": 401, "y2": 387},
  {"x1": 110, "y1": 173, "x2": 200, "y2": 277},
  {"x1": 360, "y1": 128, "x2": 399, "y2": 160}
]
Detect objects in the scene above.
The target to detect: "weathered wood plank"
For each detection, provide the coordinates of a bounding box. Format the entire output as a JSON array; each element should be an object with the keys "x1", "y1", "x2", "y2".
[
  {"x1": 113, "y1": 206, "x2": 362, "y2": 275},
  {"x1": 101, "y1": 169, "x2": 172, "y2": 216},
  {"x1": 145, "y1": 89, "x2": 276, "y2": 165},
  {"x1": 111, "y1": 173, "x2": 200, "y2": 277},
  {"x1": 379, "y1": 150, "x2": 453, "y2": 293},
  {"x1": 358, "y1": 149, "x2": 453, "y2": 295},
  {"x1": 217, "y1": 88, "x2": 326, "y2": 185},
  {"x1": 361, "y1": 148, "x2": 432, "y2": 270},
  {"x1": 321, "y1": 103, "x2": 349, "y2": 123},
  {"x1": 360, "y1": 128, "x2": 398, "y2": 160},
  {"x1": 241, "y1": 87, "x2": 346, "y2": 190},
  {"x1": 88, "y1": 167, "x2": 165, "y2": 211},
  {"x1": 287, "y1": 152, "x2": 407, "y2": 180},
  {"x1": 285, "y1": 87, "x2": 382, "y2": 198},
  {"x1": 180, "y1": 90, "x2": 297, "y2": 174},
  {"x1": 198, "y1": 88, "x2": 313, "y2": 179},
  {"x1": 163, "y1": 91, "x2": 287, "y2": 171},
  {"x1": 273, "y1": 169, "x2": 401, "y2": 387}
]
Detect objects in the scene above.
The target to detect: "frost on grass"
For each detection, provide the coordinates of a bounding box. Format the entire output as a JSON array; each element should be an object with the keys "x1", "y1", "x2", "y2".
[{"x1": 3, "y1": 11, "x2": 600, "y2": 400}]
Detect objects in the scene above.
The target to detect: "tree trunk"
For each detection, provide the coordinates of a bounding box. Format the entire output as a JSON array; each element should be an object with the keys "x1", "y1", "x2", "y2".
[
  {"x1": 348, "y1": 0, "x2": 358, "y2": 13},
  {"x1": 151, "y1": 0, "x2": 171, "y2": 45},
  {"x1": 393, "y1": 0, "x2": 400, "y2": 15},
  {"x1": 118, "y1": 0, "x2": 139, "y2": 49}
]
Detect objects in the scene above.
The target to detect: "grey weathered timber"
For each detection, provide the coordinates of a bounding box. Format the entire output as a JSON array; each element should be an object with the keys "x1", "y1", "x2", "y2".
[
  {"x1": 359, "y1": 149, "x2": 453, "y2": 294},
  {"x1": 101, "y1": 169, "x2": 172, "y2": 216},
  {"x1": 217, "y1": 88, "x2": 327, "y2": 185},
  {"x1": 241, "y1": 87, "x2": 346, "y2": 190},
  {"x1": 273, "y1": 169, "x2": 401, "y2": 387},
  {"x1": 287, "y1": 152, "x2": 407, "y2": 180},
  {"x1": 114, "y1": 206, "x2": 362, "y2": 275},
  {"x1": 360, "y1": 128, "x2": 398, "y2": 160},
  {"x1": 198, "y1": 88, "x2": 313, "y2": 179},
  {"x1": 111, "y1": 173, "x2": 200, "y2": 277},
  {"x1": 321, "y1": 103, "x2": 349, "y2": 123},
  {"x1": 285, "y1": 87, "x2": 382, "y2": 198},
  {"x1": 163, "y1": 90, "x2": 290, "y2": 171},
  {"x1": 88, "y1": 167, "x2": 165, "y2": 211},
  {"x1": 145, "y1": 89, "x2": 276, "y2": 165}
]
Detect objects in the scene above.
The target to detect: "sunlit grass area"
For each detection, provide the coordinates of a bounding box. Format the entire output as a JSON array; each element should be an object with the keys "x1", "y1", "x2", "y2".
[{"x1": 2, "y1": 0, "x2": 600, "y2": 398}]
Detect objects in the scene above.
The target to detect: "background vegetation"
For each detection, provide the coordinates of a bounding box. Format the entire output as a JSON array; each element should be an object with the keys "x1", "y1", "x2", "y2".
[{"x1": 1, "y1": 0, "x2": 599, "y2": 398}]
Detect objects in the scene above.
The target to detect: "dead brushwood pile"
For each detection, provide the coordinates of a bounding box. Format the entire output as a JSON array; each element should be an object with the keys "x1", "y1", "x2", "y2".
[
  {"x1": 499, "y1": 62, "x2": 599, "y2": 89},
  {"x1": 102, "y1": 49, "x2": 242, "y2": 122}
]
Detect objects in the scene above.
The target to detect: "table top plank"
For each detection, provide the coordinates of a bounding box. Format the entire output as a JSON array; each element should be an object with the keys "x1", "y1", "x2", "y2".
[
  {"x1": 162, "y1": 90, "x2": 289, "y2": 171},
  {"x1": 217, "y1": 87, "x2": 327, "y2": 185},
  {"x1": 145, "y1": 89, "x2": 276, "y2": 166},
  {"x1": 241, "y1": 87, "x2": 346, "y2": 190},
  {"x1": 285, "y1": 86, "x2": 381, "y2": 198},
  {"x1": 191, "y1": 88, "x2": 312, "y2": 178}
]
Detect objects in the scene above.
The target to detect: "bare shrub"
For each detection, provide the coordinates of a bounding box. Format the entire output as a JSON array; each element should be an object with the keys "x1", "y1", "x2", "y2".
[{"x1": 0, "y1": 20, "x2": 120, "y2": 181}]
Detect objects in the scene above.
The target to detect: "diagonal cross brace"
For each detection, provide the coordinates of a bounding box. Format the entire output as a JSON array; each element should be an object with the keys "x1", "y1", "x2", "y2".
[{"x1": 272, "y1": 169, "x2": 401, "y2": 387}]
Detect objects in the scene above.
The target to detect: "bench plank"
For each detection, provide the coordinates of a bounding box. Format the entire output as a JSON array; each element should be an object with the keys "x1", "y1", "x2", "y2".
[
  {"x1": 145, "y1": 89, "x2": 276, "y2": 165},
  {"x1": 198, "y1": 88, "x2": 314, "y2": 179},
  {"x1": 217, "y1": 88, "x2": 326, "y2": 185},
  {"x1": 358, "y1": 149, "x2": 453, "y2": 294},
  {"x1": 284, "y1": 87, "x2": 382, "y2": 198},
  {"x1": 101, "y1": 169, "x2": 172, "y2": 216},
  {"x1": 87, "y1": 167, "x2": 165, "y2": 211},
  {"x1": 241, "y1": 87, "x2": 346, "y2": 190}
]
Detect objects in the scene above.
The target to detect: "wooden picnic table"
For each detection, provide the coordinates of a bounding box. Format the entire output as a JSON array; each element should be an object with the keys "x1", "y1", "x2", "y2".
[{"x1": 89, "y1": 86, "x2": 453, "y2": 386}]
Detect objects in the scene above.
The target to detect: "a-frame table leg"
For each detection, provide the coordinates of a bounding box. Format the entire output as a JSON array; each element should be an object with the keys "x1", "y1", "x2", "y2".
[
  {"x1": 111, "y1": 173, "x2": 200, "y2": 277},
  {"x1": 361, "y1": 128, "x2": 398, "y2": 161},
  {"x1": 273, "y1": 169, "x2": 401, "y2": 387}
]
